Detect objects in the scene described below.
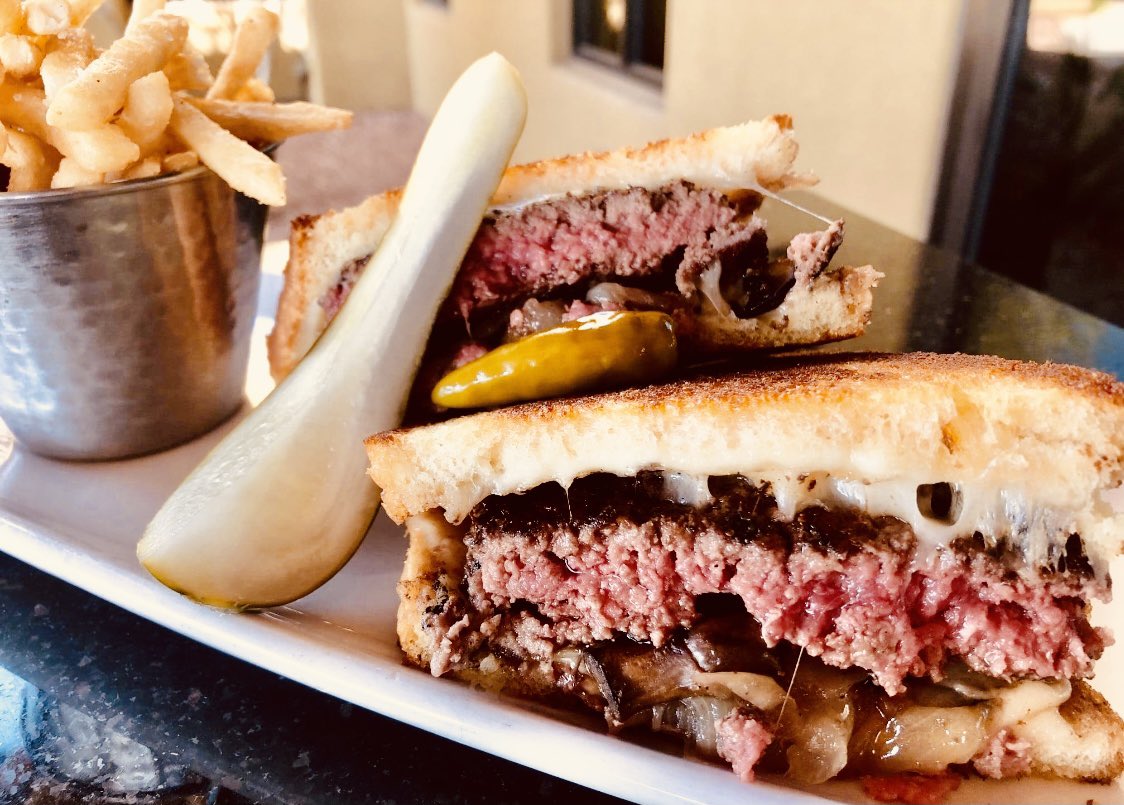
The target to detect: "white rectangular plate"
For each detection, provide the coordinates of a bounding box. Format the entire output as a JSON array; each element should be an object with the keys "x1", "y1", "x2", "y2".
[{"x1": 0, "y1": 280, "x2": 1121, "y2": 805}]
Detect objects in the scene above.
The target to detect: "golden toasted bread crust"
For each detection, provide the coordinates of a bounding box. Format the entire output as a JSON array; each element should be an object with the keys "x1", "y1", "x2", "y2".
[
  {"x1": 267, "y1": 116, "x2": 833, "y2": 382},
  {"x1": 267, "y1": 190, "x2": 403, "y2": 380},
  {"x1": 694, "y1": 263, "x2": 881, "y2": 351},
  {"x1": 1021, "y1": 681, "x2": 1124, "y2": 782},
  {"x1": 396, "y1": 511, "x2": 560, "y2": 697},
  {"x1": 366, "y1": 353, "x2": 1124, "y2": 560}
]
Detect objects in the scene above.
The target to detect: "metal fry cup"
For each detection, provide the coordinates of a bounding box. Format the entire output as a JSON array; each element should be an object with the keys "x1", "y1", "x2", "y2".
[{"x1": 0, "y1": 167, "x2": 266, "y2": 460}]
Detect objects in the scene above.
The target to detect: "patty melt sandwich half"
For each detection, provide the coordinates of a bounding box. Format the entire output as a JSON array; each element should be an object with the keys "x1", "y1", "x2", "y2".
[
  {"x1": 268, "y1": 117, "x2": 880, "y2": 416},
  {"x1": 365, "y1": 352, "x2": 1124, "y2": 789}
]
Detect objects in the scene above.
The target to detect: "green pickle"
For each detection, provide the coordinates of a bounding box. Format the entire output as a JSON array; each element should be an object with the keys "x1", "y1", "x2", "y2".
[{"x1": 432, "y1": 310, "x2": 678, "y2": 408}]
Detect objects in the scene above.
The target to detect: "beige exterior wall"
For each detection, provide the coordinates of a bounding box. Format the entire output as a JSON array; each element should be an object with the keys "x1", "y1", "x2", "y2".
[
  {"x1": 306, "y1": 0, "x2": 412, "y2": 109},
  {"x1": 401, "y1": 0, "x2": 967, "y2": 240}
]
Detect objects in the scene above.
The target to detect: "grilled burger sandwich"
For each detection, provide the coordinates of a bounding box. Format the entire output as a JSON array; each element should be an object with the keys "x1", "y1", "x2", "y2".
[
  {"x1": 364, "y1": 352, "x2": 1124, "y2": 789},
  {"x1": 268, "y1": 117, "x2": 880, "y2": 417}
]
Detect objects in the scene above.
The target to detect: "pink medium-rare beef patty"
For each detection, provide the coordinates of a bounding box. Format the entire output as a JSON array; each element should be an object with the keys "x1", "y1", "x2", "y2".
[
  {"x1": 448, "y1": 181, "x2": 761, "y2": 319},
  {"x1": 319, "y1": 181, "x2": 802, "y2": 326},
  {"x1": 463, "y1": 474, "x2": 1108, "y2": 695},
  {"x1": 716, "y1": 710, "x2": 774, "y2": 782}
]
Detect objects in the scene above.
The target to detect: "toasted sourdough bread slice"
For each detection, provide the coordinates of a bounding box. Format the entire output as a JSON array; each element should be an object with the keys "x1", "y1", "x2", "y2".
[
  {"x1": 366, "y1": 352, "x2": 1124, "y2": 554},
  {"x1": 370, "y1": 352, "x2": 1124, "y2": 784},
  {"x1": 268, "y1": 115, "x2": 879, "y2": 381}
]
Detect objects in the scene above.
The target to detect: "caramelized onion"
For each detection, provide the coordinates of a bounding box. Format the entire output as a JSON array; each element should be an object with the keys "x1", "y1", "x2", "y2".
[
  {"x1": 853, "y1": 704, "x2": 988, "y2": 774},
  {"x1": 785, "y1": 660, "x2": 863, "y2": 784},
  {"x1": 586, "y1": 643, "x2": 698, "y2": 724},
  {"x1": 586, "y1": 282, "x2": 681, "y2": 312},
  {"x1": 694, "y1": 672, "x2": 785, "y2": 711},
  {"x1": 787, "y1": 708, "x2": 853, "y2": 784},
  {"x1": 650, "y1": 695, "x2": 740, "y2": 757},
  {"x1": 682, "y1": 610, "x2": 782, "y2": 676},
  {"x1": 505, "y1": 298, "x2": 566, "y2": 340}
]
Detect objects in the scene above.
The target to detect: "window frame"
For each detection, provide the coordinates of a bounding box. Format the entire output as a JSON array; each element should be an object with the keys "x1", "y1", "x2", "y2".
[{"x1": 572, "y1": 0, "x2": 665, "y2": 86}]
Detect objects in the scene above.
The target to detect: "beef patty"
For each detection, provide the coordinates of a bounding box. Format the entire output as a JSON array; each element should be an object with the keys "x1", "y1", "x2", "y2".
[
  {"x1": 459, "y1": 473, "x2": 1108, "y2": 694},
  {"x1": 319, "y1": 183, "x2": 847, "y2": 421}
]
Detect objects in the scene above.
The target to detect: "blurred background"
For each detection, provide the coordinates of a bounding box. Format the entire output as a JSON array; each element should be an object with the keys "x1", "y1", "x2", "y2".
[{"x1": 96, "y1": 0, "x2": 1124, "y2": 325}]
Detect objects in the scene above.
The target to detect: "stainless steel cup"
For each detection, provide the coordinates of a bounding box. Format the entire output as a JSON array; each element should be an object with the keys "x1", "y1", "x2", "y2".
[{"x1": 0, "y1": 167, "x2": 266, "y2": 460}]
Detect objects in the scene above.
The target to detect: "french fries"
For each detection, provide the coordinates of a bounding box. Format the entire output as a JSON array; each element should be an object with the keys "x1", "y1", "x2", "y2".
[
  {"x1": 0, "y1": 34, "x2": 44, "y2": 78},
  {"x1": 40, "y1": 34, "x2": 93, "y2": 104},
  {"x1": 67, "y1": 0, "x2": 105, "y2": 27},
  {"x1": 206, "y1": 8, "x2": 278, "y2": 101},
  {"x1": 233, "y1": 76, "x2": 274, "y2": 103},
  {"x1": 0, "y1": 81, "x2": 138, "y2": 172},
  {"x1": 118, "y1": 71, "x2": 173, "y2": 151},
  {"x1": 186, "y1": 98, "x2": 352, "y2": 143},
  {"x1": 118, "y1": 154, "x2": 161, "y2": 180},
  {"x1": 0, "y1": 0, "x2": 21, "y2": 37},
  {"x1": 3, "y1": 127, "x2": 56, "y2": 190},
  {"x1": 171, "y1": 96, "x2": 284, "y2": 206},
  {"x1": 24, "y1": 0, "x2": 69, "y2": 36},
  {"x1": 47, "y1": 13, "x2": 187, "y2": 130},
  {"x1": 162, "y1": 150, "x2": 198, "y2": 173},
  {"x1": 50, "y1": 155, "x2": 101, "y2": 187},
  {"x1": 0, "y1": 3, "x2": 350, "y2": 203},
  {"x1": 53, "y1": 123, "x2": 138, "y2": 173},
  {"x1": 125, "y1": 0, "x2": 165, "y2": 34},
  {"x1": 163, "y1": 44, "x2": 212, "y2": 92}
]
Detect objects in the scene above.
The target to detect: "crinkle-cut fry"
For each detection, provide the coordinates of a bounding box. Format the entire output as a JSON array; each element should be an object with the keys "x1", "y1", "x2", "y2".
[
  {"x1": 46, "y1": 12, "x2": 188, "y2": 131},
  {"x1": 163, "y1": 43, "x2": 211, "y2": 91},
  {"x1": 2, "y1": 128, "x2": 58, "y2": 191},
  {"x1": 50, "y1": 155, "x2": 102, "y2": 187},
  {"x1": 185, "y1": 97, "x2": 352, "y2": 142},
  {"x1": 41, "y1": 34, "x2": 94, "y2": 104},
  {"x1": 232, "y1": 76, "x2": 273, "y2": 102},
  {"x1": 24, "y1": 0, "x2": 69, "y2": 34},
  {"x1": 0, "y1": 121, "x2": 8, "y2": 156},
  {"x1": 162, "y1": 149, "x2": 197, "y2": 173},
  {"x1": 206, "y1": 7, "x2": 278, "y2": 100},
  {"x1": 0, "y1": 34, "x2": 44, "y2": 78},
  {"x1": 170, "y1": 95, "x2": 284, "y2": 205},
  {"x1": 0, "y1": 0, "x2": 21, "y2": 36},
  {"x1": 118, "y1": 70, "x2": 172, "y2": 150},
  {"x1": 0, "y1": 81, "x2": 139, "y2": 172},
  {"x1": 67, "y1": 0, "x2": 106, "y2": 26}
]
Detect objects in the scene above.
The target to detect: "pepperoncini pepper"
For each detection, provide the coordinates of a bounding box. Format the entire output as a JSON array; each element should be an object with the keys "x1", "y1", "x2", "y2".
[{"x1": 432, "y1": 311, "x2": 678, "y2": 409}]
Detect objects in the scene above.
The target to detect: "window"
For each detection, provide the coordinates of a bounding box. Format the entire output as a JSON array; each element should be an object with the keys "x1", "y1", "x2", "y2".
[
  {"x1": 970, "y1": 0, "x2": 1124, "y2": 325},
  {"x1": 573, "y1": 0, "x2": 666, "y2": 83}
]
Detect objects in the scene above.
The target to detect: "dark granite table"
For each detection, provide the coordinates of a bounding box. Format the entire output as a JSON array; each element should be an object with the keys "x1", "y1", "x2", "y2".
[{"x1": 0, "y1": 194, "x2": 1120, "y2": 805}]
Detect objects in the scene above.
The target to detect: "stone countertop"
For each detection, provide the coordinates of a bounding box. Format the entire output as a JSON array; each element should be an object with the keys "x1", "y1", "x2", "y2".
[
  {"x1": 0, "y1": 114, "x2": 1122, "y2": 805},
  {"x1": 0, "y1": 554, "x2": 623, "y2": 805}
]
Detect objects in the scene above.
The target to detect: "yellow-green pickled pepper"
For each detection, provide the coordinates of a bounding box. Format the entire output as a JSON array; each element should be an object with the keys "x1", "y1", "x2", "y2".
[{"x1": 432, "y1": 311, "x2": 678, "y2": 409}]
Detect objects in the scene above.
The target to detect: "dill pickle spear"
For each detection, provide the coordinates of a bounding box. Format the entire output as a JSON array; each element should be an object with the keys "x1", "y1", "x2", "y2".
[{"x1": 433, "y1": 310, "x2": 678, "y2": 409}]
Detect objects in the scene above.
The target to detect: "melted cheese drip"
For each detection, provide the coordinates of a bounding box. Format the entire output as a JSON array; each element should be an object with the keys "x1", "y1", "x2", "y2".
[{"x1": 653, "y1": 470, "x2": 1099, "y2": 579}]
